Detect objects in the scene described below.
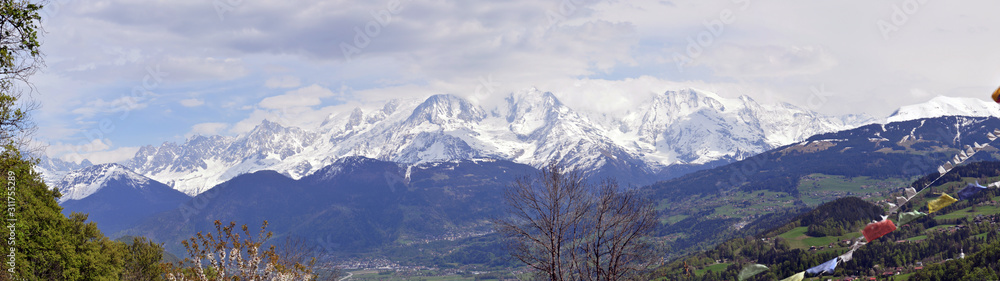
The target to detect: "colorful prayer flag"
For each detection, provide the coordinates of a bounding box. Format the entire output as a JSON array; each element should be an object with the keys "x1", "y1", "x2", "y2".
[
  {"x1": 943, "y1": 162, "x2": 955, "y2": 171},
  {"x1": 898, "y1": 211, "x2": 926, "y2": 225},
  {"x1": 862, "y1": 219, "x2": 897, "y2": 242},
  {"x1": 780, "y1": 272, "x2": 805, "y2": 281},
  {"x1": 738, "y1": 264, "x2": 768, "y2": 281},
  {"x1": 928, "y1": 193, "x2": 958, "y2": 213},
  {"x1": 839, "y1": 248, "x2": 856, "y2": 263},
  {"x1": 957, "y1": 182, "x2": 988, "y2": 200},
  {"x1": 806, "y1": 258, "x2": 838, "y2": 275}
]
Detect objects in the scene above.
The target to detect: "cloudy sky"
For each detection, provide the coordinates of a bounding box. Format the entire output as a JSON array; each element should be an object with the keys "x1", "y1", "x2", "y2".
[{"x1": 31, "y1": 0, "x2": 1000, "y2": 164}]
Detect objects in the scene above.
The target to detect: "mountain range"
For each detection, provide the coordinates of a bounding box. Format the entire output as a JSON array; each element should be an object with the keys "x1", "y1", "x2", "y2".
[
  {"x1": 117, "y1": 157, "x2": 537, "y2": 255},
  {"x1": 43, "y1": 88, "x2": 883, "y2": 197},
  {"x1": 34, "y1": 88, "x2": 1000, "y2": 261}
]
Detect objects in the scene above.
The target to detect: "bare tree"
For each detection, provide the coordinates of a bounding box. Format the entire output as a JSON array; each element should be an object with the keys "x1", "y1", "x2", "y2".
[
  {"x1": 494, "y1": 163, "x2": 658, "y2": 281},
  {"x1": 494, "y1": 162, "x2": 590, "y2": 281},
  {"x1": 575, "y1": 181, "x2": 658, "y2": 281},
  {"x1": 163, "y1": 220, "x2": 315, "y2": 281}
]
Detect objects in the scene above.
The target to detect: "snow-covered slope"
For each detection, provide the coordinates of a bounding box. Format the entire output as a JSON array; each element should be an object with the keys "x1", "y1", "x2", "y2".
[
  {"x1": 590, "y1": 89, "x2": 873, "y2": 164},
  {"x1": 55, "y1": 163, "x2": 155, "y2": 203},
  {"x1": 42, "y1": 88, "x2": 875, "y2": 196},
  {"x1": 57, "y1": 163, "x2": 192, "y2": 236},
  {"x1": 37, "y1": 157, "x2": 92, "y2": 187},
  {"x1": 887, "y1": 96, "x2": 1000, "y2": 123}
]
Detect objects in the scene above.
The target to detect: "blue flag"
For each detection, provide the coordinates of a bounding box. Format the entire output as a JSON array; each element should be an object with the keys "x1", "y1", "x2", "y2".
[
  {"x1": 957, "y1": 182, "x2": 988, "y2": 200},
  {"x1": 806, "y1": 258, "x2": 838, "y2": 275}
]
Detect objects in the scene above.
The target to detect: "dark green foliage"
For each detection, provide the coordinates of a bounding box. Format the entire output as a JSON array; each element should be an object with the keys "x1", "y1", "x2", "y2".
[
  {"x1": 121, "y1": 237, "x2": 165, "y2": 280},
  {"x1": 910, "y1": 238, "x2": 1000, "y2": 280}
]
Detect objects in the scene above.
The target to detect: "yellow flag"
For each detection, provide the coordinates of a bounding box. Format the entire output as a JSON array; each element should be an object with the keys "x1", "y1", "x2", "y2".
[
  {"x1": 928, "y1": 193, "x2": 958, "y2": 213},
  {"x1": 780, "y1": 271, "x2": 805, "y2": 281}
]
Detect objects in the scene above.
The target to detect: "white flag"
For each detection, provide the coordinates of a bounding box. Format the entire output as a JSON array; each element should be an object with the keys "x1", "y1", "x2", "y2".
[{"x1": 896, "y1": 196, "x2": 908, "y2": 206}]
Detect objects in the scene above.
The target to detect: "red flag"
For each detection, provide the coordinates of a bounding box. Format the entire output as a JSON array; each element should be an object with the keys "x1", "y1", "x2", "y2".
[{"x1": 862, "y1": 220, "x2": 897, "y2": 242}]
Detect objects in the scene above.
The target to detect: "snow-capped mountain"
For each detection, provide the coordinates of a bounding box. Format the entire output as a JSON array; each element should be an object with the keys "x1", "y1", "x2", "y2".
[
  {"x1": 55, "y1": 163, "x2": 159, "y2": 203},
  {"x1": 887, "y1": 96, "x2": 1000, "y2": 123},
  {"x1": 54, "y1": 163, "x2": 180, "y2": 203},
  {"x1": 43, "y1": 88, "x2": 876, "y2": 196},
  {"x1": 57, "y1": 163, "x2": 191, "y2": 235},
  {"x1": 590, "y1": 90, "x2": 874, "y2": 164},
  {"x1": 37, "y1": 156, "x2": 92, "y2": 186}
]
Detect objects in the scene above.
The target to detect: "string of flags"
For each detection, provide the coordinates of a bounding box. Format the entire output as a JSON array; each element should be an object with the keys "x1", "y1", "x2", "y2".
[{"x1": 736, "y1": 112, "x2": 1000, "y2": 280}]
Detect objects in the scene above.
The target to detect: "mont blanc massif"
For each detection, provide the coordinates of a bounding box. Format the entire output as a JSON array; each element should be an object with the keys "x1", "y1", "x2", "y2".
[{"x1": 39, "y1": 89, "x2": 1000, "y2": 278}]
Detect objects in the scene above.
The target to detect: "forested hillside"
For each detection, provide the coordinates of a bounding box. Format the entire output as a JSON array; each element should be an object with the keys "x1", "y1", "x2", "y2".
[{"x1": 648, "y1": 161, "x2": 1000, "y2": 280}]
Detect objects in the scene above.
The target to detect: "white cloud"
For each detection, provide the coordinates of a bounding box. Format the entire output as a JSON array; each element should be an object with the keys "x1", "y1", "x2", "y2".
[
  {"x1": 46, "y1": 139, "x2": 139, "y2": 164},
  {"x1": 69, "y1": 146, "x2": 141, "y2": 165},
  {"x1": 187, "y1": 122, "x2": 229, "y2": 137},
  {"x1": 695, "y1": 45, "x2": 838, "y2": 78},
  {"x1": 265, "y1": 76, "x2": 301, "y2": 89},
  {"x1": 71, "y1": 95, "x2": 150, "y2": 118},
  {"x1": 33, "y1": 0, "x2": 1000, "y2": 156},
  {"x1": 259, "y1": 84, "x2": 339, "y2": 109},
  {"x1": 160, "y1": 57, "x2": 248, "y2": 82},
  {"x1": 179, "y1": 98, "x2": 205, "y2": 107}
]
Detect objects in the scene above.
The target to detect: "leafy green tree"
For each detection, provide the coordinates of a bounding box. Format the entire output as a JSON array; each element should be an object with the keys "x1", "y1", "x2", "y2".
[
  {"x1": 122, "y1": 237, "x2": 167, "y2": 280},
  {"x1": 1, "y1": 0, "x2": 42, "y2": 152},
  {"x1": 0, "y1": 2, "x2": 169, "y2": 280}
]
